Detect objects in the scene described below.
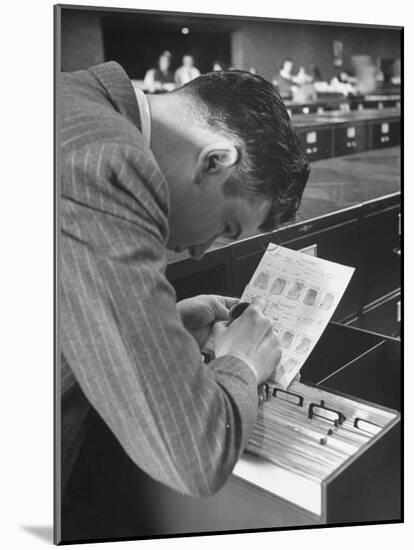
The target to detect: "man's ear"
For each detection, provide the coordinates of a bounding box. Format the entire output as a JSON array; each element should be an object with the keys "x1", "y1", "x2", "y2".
[{"x1": 196, "y1": 142, "x2": 239, "y2": 180}]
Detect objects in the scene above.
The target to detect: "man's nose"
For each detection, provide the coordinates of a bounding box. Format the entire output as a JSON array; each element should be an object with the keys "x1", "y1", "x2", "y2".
[
  {"x1": 189, "y1": 234, "x2": 220, "y2": 260},
  {"x1": 189, "y1": 243, "x2": 209, "y2": 260}
]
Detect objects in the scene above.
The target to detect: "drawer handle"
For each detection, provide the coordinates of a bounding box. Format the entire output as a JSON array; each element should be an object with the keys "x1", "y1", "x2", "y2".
[
  {"x1": 354, "y1": 418, "x2": 382, "y2": 435},
  {"x1": 299, "y1": 224, "x2": 312, "y2": 233},
  {"x1": 393, "y1": 247, "x2": 401, "y2": 257},
  {"x1": 308, "y1": 401, "x2": 346, "y2": 426}
]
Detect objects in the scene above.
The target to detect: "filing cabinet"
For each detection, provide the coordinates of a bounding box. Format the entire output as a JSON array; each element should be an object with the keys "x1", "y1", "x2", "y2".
[
  {"x1": 292, "y1": 110, "x2": 400, "y2": 160},
  {"x1": 297, "y1": 127, "x2": 333, "y2": 161},
  {"x1": 370, "y1": 120, "x2": 401, "y2": 149},
  {"x1": 333, "y1": 123, "x2": 369, "y2": 156},
  {"x1": 286, "y1": 96, "x2": 400, "y2": 116},
  {"x1": 361, "y1": 203, "x2": 401, "y2": 307},
  {"x1": 361, "y1": 291, "x2": 401, "y2": 340},
  {"x1": 166, "y1": 247, "x2": 231, "y2": 300},
  {"x1": 350, "y1": 100, "x2": 364, "y2": 111},
  {"x1": 364, "y1": 98, "x2": 400, "y2": 110}
]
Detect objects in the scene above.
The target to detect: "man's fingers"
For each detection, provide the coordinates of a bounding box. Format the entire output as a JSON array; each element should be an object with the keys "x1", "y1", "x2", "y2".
[
  {"x1": 220, "y1": 296, "x2": 239, "y2": 309},
  {"x1": 212, "y1": 295, "x2": 239, "y2": 311},
  {"x1": 210, "y1": 320, "x2": 228, "y2": 338},
  {"x1": 250, "y1": 296, "x2": 267, "y2": 312}
]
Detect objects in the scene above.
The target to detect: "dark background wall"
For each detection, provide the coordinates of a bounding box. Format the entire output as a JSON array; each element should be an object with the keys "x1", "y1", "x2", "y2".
[
  {"x1": 60, "y1": 8, "x2": 401, "y2": 82},
  {"x1": 103, "y1": 22, "x2": 231, "y2": 78},
  {"x1": 61, "y1": 10, "x2": 104, "y2": 72},
  {"x1": 60, "y1": 8, "x2": 234, "y2": 77}
]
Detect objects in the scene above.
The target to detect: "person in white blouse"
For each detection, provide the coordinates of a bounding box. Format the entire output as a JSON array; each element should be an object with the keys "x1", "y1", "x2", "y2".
[{"x1": 174, "y1": 55, "x2": 201, "y2": 87}]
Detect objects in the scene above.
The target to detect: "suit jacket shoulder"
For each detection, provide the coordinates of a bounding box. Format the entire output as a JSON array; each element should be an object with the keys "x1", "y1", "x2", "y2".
[
  {"x1": 60, "y1": 61, "x2": 169, "y2": 233},
  {"x1": 61, "y1": 61, "x2": 146, "y2": 153}
]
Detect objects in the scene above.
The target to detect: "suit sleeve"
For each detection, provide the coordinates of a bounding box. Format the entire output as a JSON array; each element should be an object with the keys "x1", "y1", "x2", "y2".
[{"x1": 61, "y1": 140, "x2": 259, "y2": 497}]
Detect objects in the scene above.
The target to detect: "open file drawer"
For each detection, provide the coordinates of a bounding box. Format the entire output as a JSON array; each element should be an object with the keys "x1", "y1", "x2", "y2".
[
  {"x1": 232, "y1": 381, "x2": 400, "y2": 526},
  {"x1": 128, "y1": 389, "x2": 400, "y2": 536},
  {"x1": 61, "y1": 323, "x2": 402, "y2": 541}
]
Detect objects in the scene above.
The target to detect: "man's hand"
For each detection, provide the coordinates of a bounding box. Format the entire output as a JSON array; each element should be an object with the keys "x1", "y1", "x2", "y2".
[
  {"x1": 212, "y1": 297, "x2": 282, "y2": 384},
  {"x1": 177, "y1": 294, "x2": 239, "y2": 348}
]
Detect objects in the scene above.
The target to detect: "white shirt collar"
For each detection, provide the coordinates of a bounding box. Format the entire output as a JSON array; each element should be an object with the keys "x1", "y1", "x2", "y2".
[{"x1": 133, "y1": 87, "x2": 151, "y2": 147}]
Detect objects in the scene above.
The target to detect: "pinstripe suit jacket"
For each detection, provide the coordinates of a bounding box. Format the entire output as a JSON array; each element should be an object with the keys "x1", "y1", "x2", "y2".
[{"x1": 60, "y1": 61, "x2": 258, "y2": 499}]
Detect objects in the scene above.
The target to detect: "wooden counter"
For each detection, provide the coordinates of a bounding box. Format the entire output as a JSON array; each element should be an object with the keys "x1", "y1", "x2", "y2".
[
  {"x1": 285, "y1": 91, "x2": 400, "y2": 115},
  {"x1": 295, "y1": 146, "x2": 400, "y2": 222}
]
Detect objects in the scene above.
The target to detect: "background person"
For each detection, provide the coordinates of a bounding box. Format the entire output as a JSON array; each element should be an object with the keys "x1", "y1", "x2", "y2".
[
  {"x1": 273, "y1": 57, "x2": 296, "y2": 98},
  {"x1": 144, "y1": 50, "x2": 175, "y2": 92},
  {"x1": 174, "y1": 54, "x2": 200, "y2": 87}
]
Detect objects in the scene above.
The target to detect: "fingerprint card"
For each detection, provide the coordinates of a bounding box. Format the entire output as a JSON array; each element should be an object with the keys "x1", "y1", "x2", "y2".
[{"x1": 242, "y1": 243, "x2": 355, "y2": 388}]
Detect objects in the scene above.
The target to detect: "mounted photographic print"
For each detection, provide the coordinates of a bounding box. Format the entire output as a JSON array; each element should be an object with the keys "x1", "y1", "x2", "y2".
[{"x1": 54, "y1": 3, "x2": 402, "y2": 545}]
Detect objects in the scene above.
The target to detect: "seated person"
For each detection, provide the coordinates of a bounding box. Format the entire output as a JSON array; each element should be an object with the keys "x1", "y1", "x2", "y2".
[
  {"x1": 144, "y1": 51, "x2": 175, "y2": 93},
  {"x1": 292, "y1": 66, "x2": 313, "y2": 85},
  {"x1": 330, "y1": 69, "x2": 358, "y2": 96},
  {"x1": 174, "y1": 55, "x2": 201, "y2": 87},
  {"x1": 272, "y1": 58, "x2": 296, "y2": 99}
]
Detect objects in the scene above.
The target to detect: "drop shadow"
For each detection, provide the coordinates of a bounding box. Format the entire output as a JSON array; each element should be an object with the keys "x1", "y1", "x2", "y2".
[{"x1": 21, "y1": 525, "x2": 53, "y2": 543}]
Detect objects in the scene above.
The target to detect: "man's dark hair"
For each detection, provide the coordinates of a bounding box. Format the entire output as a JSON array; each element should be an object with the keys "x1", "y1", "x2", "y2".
[{"x1": 178, "y1": 70, "x2": 310, "y2": 231}]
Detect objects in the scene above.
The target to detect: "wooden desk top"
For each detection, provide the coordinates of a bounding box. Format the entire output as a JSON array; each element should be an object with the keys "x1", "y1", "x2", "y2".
[
  {"x1": 295, "y1": 146, "x2": 400, "y2": 222},
  {"x1": 284, "y1": 91, "x2": 400, "y2": 112},
  {"x1": 292, "y1": 108, "x2": 400, "y2": 129}
]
